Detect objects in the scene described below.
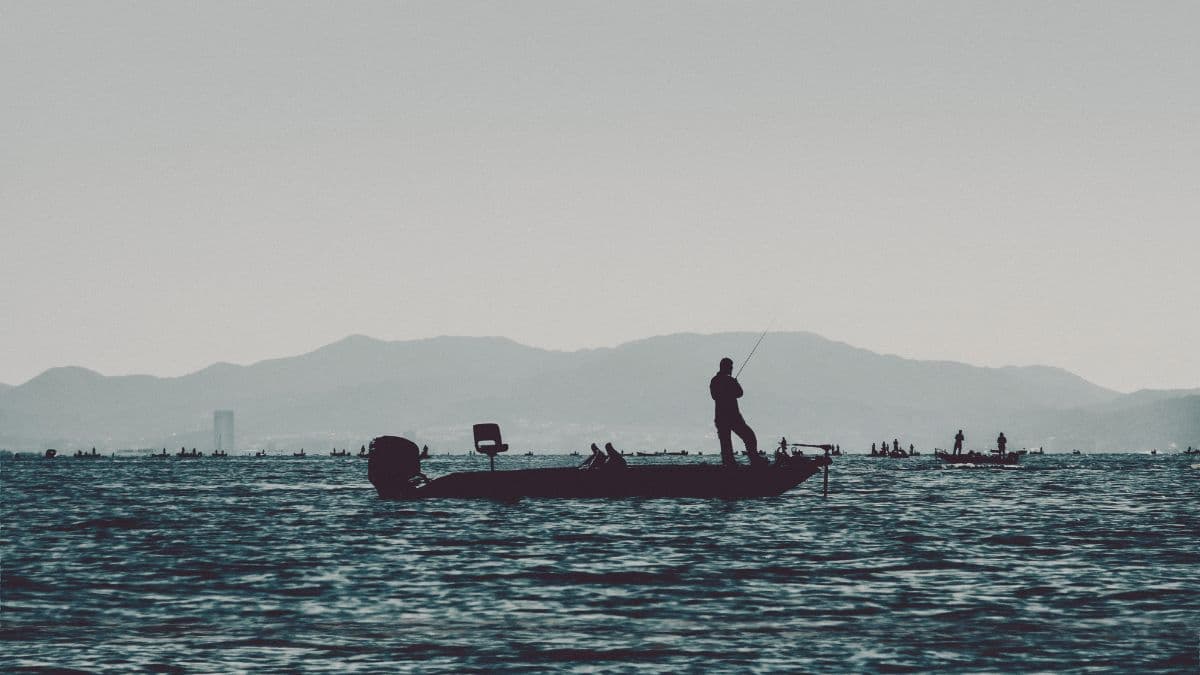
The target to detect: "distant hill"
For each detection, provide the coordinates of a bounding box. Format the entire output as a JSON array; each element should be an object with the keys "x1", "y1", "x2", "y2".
[{"x1": 1, "y1": 332, "x2": 1195, "y2": 453}]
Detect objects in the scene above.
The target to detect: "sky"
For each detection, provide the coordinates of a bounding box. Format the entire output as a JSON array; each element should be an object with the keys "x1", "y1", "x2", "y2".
[{"x1": 2, "y1": 1, "x2": 1198, "y2": 393}]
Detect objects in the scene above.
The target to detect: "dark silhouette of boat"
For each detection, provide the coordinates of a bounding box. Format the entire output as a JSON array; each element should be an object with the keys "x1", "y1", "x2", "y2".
[
  {"x1": 253, "y1": 449, "x2": 268, "y2": 457},
  {"x1": 1185, "y1": 446, "x2": 1199, "y2": 455},
  {"x1": 868, "y1": 449, "x2": 911, "y2": 458},
  {"x1": 176, "y1": 447, "x2": 202, "y2": 458},
  {"x1": 357, "y1": 444, "x2": 369, "y2": 458},
  {"x1": 935, "y1": 450, "x2": 1019, "y2": 466},
  {"x1": 74, "y1": 447, "x2": 102, "y2": 459},
  {"x1": 149, "y1": 448, "x2": 169, "y2": 458},
  {"x1": 635, "y1": 450, "x2": 689, "y2": 457},
  {"x1": 419, "y1": 445, "x2": 431, "y2": 459},
  {"x1": 293, "y1": 448, "x2": 306, "y2": 458},
  {"x1": 330, "y1": 447, "x2": 349, "y2": 457},
  {"x1": 211, "y1": 449, "x2": 228, "y2": 458},
  {"x1": 368, "y1": 429, "x2": 832, "y2": 500},
  {"x1": 44, "y1": 448, "x2": 58, "y2": 459}
]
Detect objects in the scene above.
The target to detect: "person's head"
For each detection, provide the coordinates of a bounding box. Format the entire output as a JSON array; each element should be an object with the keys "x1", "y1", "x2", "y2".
[{"x1": 719, "y1": 357, "x2": 734, "y2": 374}]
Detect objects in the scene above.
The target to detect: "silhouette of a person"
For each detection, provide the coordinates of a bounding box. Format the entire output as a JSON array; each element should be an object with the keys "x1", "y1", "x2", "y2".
[
  {"x1": 997, "y1": 432, "x2": 1008, "y2": 455},
  {"x1": 953, "y1": 429, "x2": 965, "y2": 455},
  {"x1": 893, "y1": 439, "x2": 899, "y2": 453},
  {"x1": 710, "y1": 357, "x2": 760, "y2": 467},
  {"x1": 871, "y1": 442, "x2": 877, "y2": 455}
]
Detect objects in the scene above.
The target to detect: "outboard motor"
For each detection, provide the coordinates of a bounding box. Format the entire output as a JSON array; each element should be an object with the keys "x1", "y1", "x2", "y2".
[{"x1": 367, "y1": 436, "x2": 428, "y2": 498}]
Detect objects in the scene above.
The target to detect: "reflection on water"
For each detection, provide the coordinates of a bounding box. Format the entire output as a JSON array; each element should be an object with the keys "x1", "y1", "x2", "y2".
[{"x1": 2, "y1": 454, "x2": 1198, "y2": 672}]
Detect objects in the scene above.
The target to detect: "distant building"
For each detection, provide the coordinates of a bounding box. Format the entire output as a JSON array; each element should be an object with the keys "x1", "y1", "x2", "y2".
[{"x1": 214, "y1": 410, "x2": 234, "y2": 452}]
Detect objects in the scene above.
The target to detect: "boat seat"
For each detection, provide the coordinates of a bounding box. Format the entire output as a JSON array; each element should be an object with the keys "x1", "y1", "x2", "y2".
[{"x1": 473, "y1": 423, "x2": 509, "y2": 471}]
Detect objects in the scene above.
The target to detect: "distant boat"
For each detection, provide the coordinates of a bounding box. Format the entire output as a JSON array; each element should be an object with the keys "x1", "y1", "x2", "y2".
[
  {"x1": 868, "y1": 449, "x2": 910, "y2": 458},
  {"x1": 357, "y1": 445, "x2": 369, "y2": 458},
  {"x1": 212, "y1": 449, "x2": 228, "y2": 458},
  {"x1": 637, "y1": 450, "x2": 689, "y2": 457},
  {"x1": 1072, "y1": 449, "x2": 1082, "y2": 455},
  {"x1": 935, "y1": 450, "x2": 1018, "y2": 467},
  {"x1": 330, "y1": 448, "x2": 349, "y2": 457},
  {"x1": 44, "y1": 448, "x2": 58, "y2": 459},
  {"x1": 419, "y1": 445, "x2": 431, "y2": 459},
  {"x1": 176, "y1": 447, "x2": 202, "y2": 458},
  {"x1": 293, "y1": 449, "x2": 306, "y2": 458},
  {"x1": 74, "y1": 447, "x2": 102, "y2": 459},
  {"x1": 149, "y1": 448, "x2": 169, "y2": 458}
]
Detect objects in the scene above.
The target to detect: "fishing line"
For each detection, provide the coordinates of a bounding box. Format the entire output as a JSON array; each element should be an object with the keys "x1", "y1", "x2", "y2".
[{"x1": 735, "y1": 327, "x2": 771, "y2": 379}]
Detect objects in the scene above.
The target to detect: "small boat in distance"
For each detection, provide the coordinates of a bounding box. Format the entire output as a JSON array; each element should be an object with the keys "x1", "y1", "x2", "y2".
[
  {"x1": 331, "y1": 447, "x2": 349, "y2": 457},
  {"x1": 293, "y1": 449, "x2": 306, "y2": 458},
  {"x1": 176, "y1": 447, "x2": 202, "y2": 458},
  {"x1": 74, "y1": 447, "x2": 102, "y2": 459},
  {"x1": 935, "y1": 450, "x2": 1019, "y2": 467}
]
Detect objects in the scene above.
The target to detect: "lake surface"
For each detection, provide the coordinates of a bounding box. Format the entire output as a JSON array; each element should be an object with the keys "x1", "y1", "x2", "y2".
[{"x1": 2, "y1": 453, "x2": 1198, "y2": 672}]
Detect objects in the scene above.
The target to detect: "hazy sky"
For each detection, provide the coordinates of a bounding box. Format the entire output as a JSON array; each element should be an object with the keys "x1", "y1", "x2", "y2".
[{"x1": 2, "y1": 2, "x2": 1198, "y2": 392}]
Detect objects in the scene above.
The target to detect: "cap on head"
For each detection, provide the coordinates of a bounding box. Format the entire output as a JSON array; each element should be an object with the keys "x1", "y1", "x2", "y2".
[{"x1": 720, "y1": 357, "x2": 734, "y2": 370}]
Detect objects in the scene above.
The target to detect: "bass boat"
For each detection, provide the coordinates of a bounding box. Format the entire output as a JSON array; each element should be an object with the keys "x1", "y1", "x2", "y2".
[
  {"x1": 368, "y1": 433, "x2": 831, "y2": 500},
  {"x1": 935, "y1": 450, "x2": 1019, "y2": 467}
]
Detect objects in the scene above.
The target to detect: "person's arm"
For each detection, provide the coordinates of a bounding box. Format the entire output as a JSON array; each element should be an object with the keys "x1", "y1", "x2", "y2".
[{"x1": 732, "y1": 378, "x2": 744, "y2": 398}]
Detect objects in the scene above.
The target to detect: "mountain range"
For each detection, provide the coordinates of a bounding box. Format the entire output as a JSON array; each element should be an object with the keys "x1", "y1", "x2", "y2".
[{"x1": 1, "y1": 333, "x2": 1196, "y2": 453}]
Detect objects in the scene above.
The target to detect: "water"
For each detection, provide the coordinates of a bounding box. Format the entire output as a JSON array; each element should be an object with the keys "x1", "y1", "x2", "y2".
[{"x1": 3, "y1": 453, "x2": 1198, "y2": 672}]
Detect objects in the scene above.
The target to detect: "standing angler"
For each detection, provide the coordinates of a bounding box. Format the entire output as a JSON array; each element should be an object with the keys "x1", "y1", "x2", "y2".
[{"x1": 710, "y1": 357, "x2": 765, "y2": 468}]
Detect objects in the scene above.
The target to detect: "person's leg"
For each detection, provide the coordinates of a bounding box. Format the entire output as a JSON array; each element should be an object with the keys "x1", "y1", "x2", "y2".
[
  {"x1": 730, "y1": 418, "x2": 760, "y2": 463},
  {"x1": 717, "y1": 425, "x2": 735, "y2": 466}
]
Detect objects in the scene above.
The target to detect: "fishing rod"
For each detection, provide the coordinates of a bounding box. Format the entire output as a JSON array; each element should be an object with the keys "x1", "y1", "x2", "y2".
[{"x1": 735, "y1": 328, "x2": 770, "y2": 379}]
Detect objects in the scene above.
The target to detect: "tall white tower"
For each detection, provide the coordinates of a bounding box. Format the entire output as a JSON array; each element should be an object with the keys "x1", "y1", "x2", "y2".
[{"x1": 214, "y1": 410, "x2": 234, "y2": 452}]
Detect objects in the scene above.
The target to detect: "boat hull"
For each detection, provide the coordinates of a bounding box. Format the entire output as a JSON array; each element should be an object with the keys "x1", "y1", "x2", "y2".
[
  {"x1": 935, "y1": 451, "x2": 1019, "y2": 466},
  {"x1": 374, "y1": 461, "x2": 828, "y2": 500}
]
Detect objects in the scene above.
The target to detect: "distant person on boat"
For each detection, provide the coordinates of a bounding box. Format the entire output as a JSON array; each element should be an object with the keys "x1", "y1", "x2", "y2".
[
  {"x1": 893, "y1": 439, "x2": 900, "y2": 453},
  {"x1": 953, "y1": 430, "x2": 965, "y2": 455},
  {"x1": 871, "y1": 442, "x2": 877, "y2": 456},
  {"x1": 997, "y1": 432, "x2": 1008, "y2": 455},
  {"x1": 710, "y1": 357, "x2": 762, "y2": 467}
]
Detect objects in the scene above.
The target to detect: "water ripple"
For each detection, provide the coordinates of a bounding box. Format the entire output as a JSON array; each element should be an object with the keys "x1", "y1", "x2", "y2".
[{"x1": 2, "y1": 454, "x2": 1198, "y2": 672}]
